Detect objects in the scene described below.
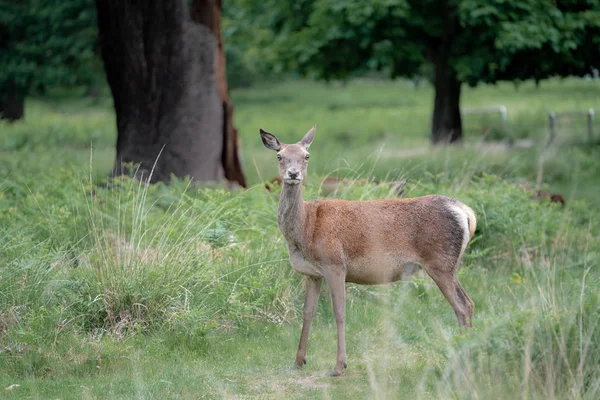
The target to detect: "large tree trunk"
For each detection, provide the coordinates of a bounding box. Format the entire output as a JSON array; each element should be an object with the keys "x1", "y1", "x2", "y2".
[
  {"x1": 191, "y1": 0, "x2": 246, "y2": 188},
  {"x1": 95, "y1": 0, "x2": 246, "y2": 186},
  {"x1": 431, "y1": 56, "x2": 462, "y2": 144}
]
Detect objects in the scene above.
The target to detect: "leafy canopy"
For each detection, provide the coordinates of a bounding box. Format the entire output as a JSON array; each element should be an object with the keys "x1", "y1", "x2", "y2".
[
  {"x1": 0, "y1": 0, "x2": 98, "y2": 95},
  {"x1": 226, "y1": 0, "x2": 600, "y2": 85}
]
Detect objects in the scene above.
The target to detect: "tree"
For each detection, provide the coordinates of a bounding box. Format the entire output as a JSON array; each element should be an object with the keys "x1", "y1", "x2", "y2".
[
  {"x1": 95, "y1": 0, "x2": 246, "y2": 186},
  {"x1": 228, "y1": 0, "x2": 600, "y2": 143},
  {"x1": 0, "y1": 0, "x2": 97, "y2": 121}
]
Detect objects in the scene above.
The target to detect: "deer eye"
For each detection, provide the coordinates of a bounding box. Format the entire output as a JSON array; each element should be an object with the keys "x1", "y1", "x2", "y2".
[
  {"x1": 305, "y1": 154, "x2": 310, "y2": 160},
  {"x1": 277, "y1": 154, "x2": 282, "y2": 161}
]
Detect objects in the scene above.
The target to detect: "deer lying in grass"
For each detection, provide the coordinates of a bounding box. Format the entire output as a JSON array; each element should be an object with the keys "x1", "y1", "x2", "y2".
[{"x1": 260, "y1": 125, "x2": 477, "y2": 376}]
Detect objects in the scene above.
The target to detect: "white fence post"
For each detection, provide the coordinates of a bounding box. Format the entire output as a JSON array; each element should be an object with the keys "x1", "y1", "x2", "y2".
[
  {"x1": 548, "y1": 112, "x2": 557, "y2": 146},
  {"x1": 588, "y1": 108, "x2": 595, "y2": 141}
]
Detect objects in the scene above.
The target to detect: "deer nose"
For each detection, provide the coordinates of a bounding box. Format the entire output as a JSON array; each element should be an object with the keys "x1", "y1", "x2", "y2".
[{"x1": 288, "y1": 168, "x2": 300, "y2": 179}]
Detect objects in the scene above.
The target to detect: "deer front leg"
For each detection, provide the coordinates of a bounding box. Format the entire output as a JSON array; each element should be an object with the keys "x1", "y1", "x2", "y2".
[
  {"x1": 326, "y1": 273, "x2": 347, "y2": 376},
  {"x1": 295, "y1": 276, "x2": 322, "y2": 368}
]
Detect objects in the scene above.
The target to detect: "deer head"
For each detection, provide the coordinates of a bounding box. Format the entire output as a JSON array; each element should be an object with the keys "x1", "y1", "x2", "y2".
[{"x1": 260, "y1": 125, "x2": 315, "y2": 185}]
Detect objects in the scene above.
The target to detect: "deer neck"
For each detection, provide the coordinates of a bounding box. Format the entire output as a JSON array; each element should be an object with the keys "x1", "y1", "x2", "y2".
[{"x1": 278, "y1": 183, "x2": 307, "y2": 250}]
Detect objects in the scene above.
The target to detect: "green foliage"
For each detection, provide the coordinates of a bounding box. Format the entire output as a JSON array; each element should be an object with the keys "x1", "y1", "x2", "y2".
[
  {"x1": 457, "y1": 0, "x2": 600, "y2": 85},
  {"x1": 2, "y1": 163, "x2": 598, "y2": 396},
  {"x1": 1, "y1": 78, "x2": 600, "y2": 397},
  {"x1": 222, "y1": 4, "x2": 287, "y2": 88},
  {"x1": 227, "y1": 0, "x2": 600, "y2": 84},
  {"x1": 0, "y1": 0, "x2": 97, "y2": 98}
]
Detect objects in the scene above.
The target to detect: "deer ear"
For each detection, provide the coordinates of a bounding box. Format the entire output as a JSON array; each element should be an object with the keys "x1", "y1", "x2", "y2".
[
  {"x1": 260, "y1": 129, "x2": 281, "y2": 151},
  {"x1": 301, "y1": 124, "x2": 316, "y2": 148}
]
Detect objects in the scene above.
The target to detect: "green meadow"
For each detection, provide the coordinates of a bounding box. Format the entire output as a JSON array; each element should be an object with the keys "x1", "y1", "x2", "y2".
[{"x1": 1, "y1": 78, "x2": 599, "y2": 399}]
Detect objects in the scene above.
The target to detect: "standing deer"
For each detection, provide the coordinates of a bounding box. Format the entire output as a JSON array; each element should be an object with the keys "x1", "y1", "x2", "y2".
[{"x1": 260, "y1": 125, "x2": 477, "y2": 376}]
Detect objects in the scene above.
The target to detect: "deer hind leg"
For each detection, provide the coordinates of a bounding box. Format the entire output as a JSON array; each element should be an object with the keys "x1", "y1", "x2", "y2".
[
  {"x1": 456, "y1": 279, "x2": 474, "y2": 325},
  {"x1": 295, "y1": 276, "x2": 322, "y2": 368},
  {"x1": 427, "y1": 269, "x2": 474, "y2": 328}
]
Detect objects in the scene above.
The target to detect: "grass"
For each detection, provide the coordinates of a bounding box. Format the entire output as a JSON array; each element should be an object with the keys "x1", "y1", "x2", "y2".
[{"x1": 1, "y1": 77, "x2": 599, "y2": 399}]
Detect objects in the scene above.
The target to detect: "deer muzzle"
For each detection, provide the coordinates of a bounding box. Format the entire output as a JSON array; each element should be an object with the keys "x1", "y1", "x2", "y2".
[{"x1": 285, "y1": 168, "x2": 302, "y2": 184}]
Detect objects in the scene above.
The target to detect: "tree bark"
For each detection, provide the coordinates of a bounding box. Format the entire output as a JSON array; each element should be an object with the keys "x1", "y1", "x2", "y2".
[
  {"x1": 431, "y1": 56, "x2": 462, "y2": 144},
  {"x1": 191, "y1": 0, "x2": 246, "y2": 188},
  {"x1": 95, "y1": 0, "x2": 246, "y2": 186}
]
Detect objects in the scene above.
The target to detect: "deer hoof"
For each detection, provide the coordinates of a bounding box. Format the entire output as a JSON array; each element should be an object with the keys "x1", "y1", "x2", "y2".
[
  {"x1": 294, "y1": 358, "x2": 306, "y2": 368},
  {"x1": 327, "y1": 369, "x2": 343, "y2": 377}
]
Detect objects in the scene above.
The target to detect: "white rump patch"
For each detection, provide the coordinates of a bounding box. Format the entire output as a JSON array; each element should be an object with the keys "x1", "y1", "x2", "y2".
[{"x1": 449, "y1": 203, "x2": 471, "y2": 259}]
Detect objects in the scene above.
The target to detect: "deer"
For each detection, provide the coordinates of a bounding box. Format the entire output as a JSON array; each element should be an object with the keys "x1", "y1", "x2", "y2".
[{"x1": 260, "y1": 125, "x2": 477, "y2": 377}]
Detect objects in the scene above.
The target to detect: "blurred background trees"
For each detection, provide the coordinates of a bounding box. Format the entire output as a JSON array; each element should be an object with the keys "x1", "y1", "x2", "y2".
[
  {"x1": 226, "y1": 0, "x2": 600, "y2": 143},
  {"x1": 0, "y1": 0, "x2": 97, "y2": 121},
  {"x1": 1, "y1": 0, "x2": 598, "y2": 178}
]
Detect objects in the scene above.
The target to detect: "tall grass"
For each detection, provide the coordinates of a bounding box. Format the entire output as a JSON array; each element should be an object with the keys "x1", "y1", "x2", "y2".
[{"x1": 0, "y1": 78, "x2": 599, "y2": 398}]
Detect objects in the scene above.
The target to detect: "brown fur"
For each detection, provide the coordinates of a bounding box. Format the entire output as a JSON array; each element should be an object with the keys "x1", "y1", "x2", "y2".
[
  {"x1": 260, "y1": 126, "x2": 477, "y2": 376},
  {"x1": 284, "y1": 196, "x2": 470, "y2": 285},
  {"x1": 519, "y1": 180, "x2": 566, "y2": 206},
  {"x1": 535, "y1": 190, "x2": 565, "y2": 205}
]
